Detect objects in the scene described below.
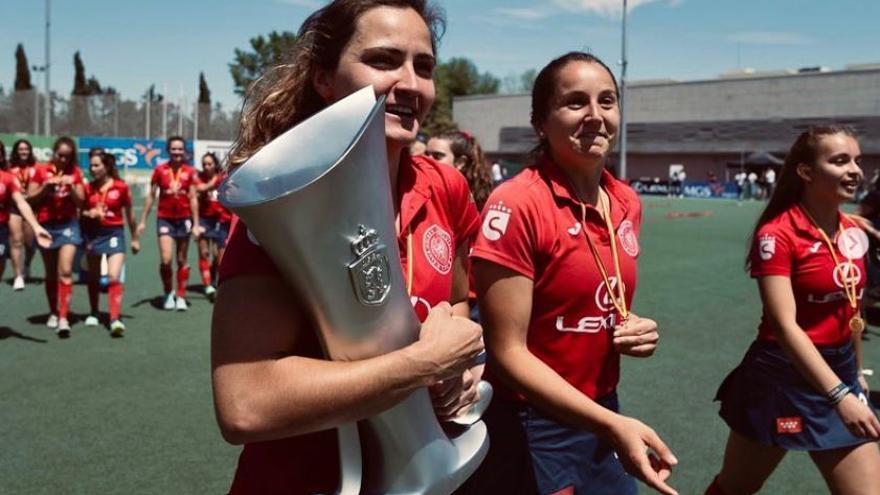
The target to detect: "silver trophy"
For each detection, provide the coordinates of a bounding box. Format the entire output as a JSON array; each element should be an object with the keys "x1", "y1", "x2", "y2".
[{"x1": 219, "y1": 86, "x2": 489, "y2": 495}]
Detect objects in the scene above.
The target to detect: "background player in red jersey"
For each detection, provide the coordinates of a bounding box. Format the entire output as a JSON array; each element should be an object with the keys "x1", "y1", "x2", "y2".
[
  {"x1": 194, "y1": 152, "x2": 229, "y2": 302},
  {"x1": 705, "y1": 127, "x2": 880, "y2": 495},
  {"x1": 7, "y1": 138, "x2": 39, "y2": 290},
  {"x1": 210, "y1": 2, "x2": 486, "y2": 493},
  {"x1": 0, "y1": 141, "x2": 52, "y2": 291},
  {"x1": 27, "y1": 137, "x2": 86, "y2": 337},
  {"x1": 136, "y1": 136, "x2": 199, "y2": 311},
  {"x1": 468, "y1": 52, "x2": 677, "y2": 495},
  {"x1": 426, "y1": 131, "x2": 494, "y2": 211},
  {"x1": 81, "y1": 149, "x2": 140, "y2": 336}
]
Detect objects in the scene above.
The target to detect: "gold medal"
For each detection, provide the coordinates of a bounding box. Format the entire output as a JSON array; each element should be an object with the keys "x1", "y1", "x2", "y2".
[{"x1": 850, "y1": 316, "x2": 866, "y2": 335}]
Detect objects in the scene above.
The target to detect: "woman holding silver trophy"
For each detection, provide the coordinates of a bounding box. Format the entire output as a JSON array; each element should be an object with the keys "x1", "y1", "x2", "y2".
[{"x1": 211, "y1": 1, "x2": 486, "y2": 494}]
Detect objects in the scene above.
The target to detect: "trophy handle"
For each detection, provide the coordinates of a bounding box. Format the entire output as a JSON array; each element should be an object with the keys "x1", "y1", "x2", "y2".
[
  {"x1": 449, "y1": 380, "x2": 494, "y2": 427},
  {"x1": 335, "y1": 422, "x2": 363, "y2": 495}
]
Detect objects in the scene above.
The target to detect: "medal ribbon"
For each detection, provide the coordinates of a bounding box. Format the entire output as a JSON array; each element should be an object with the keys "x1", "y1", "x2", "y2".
[
  {"x1": 577, "y1": 189, "x2": 629, "y2": 321},
  {"x1": 798, "y1": 206, "x2": 860, "y2": 321},
  {"x1": 169, "y1": 166, "x2": 183, "y2": 194}
]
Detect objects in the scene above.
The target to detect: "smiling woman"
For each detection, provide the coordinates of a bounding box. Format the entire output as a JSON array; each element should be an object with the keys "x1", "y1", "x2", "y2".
[{"x1": 212, "y1": 1, "x2": 490, "y2": 494}]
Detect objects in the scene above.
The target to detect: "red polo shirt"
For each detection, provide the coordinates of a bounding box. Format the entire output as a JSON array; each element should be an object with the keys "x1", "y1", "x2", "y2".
[
  {"x1": 84, "y1": 179, "x2": 132, "y2": 228},
  {"x1": 750, "y1": 205, "x2": 866, "y2": 346},
  {"x1": 216, "y1": 153, "x2": 479, "y2": 494},
  {"x1": 8, "y1": 164, "x2": 35, "y2": 188},
  {"x1": 0, "y1": 171, "x2": 22, "y2": 225},
  {"x1": 197, "y1": 171, "x2": 231, "y2": 221},
  {"x1": 471, "y1": 155, "x2": 642, "y2": 402},
  {"x1": 151, "y1": 162, "x2": 197, "y2": 220},
  {"x1": 30, "y1": 163, "x2": 84, "y2": 223}
]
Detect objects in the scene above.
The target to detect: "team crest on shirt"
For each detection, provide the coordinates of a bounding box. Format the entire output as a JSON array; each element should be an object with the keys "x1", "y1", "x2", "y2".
[
  {"x1": 423, "y1": 224, "x2": 453, "y2": 275},
  {"x1": 837, "y1": 227, "x2": 869, "y2": 259},
  {"x1": 759, "y1": 234, "x2": 776, "y2": 260},
  {"x1": 482, "y1": 201, "x2": 512, "y2": 241},
  {"x1": 617, "y1": 220, "x2": 639, "y2": 257},
  {"x1": 108, "y1": 190, "x2": 120, "y2": 201},
  {"x1": 832, "y1": 262, "x2": 862, "y2": 289}
]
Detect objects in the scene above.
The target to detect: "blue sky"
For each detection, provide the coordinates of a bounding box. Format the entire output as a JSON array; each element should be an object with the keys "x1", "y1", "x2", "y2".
[{"x1": 2, "y1": 0, "x2": 878, "y2": 111}]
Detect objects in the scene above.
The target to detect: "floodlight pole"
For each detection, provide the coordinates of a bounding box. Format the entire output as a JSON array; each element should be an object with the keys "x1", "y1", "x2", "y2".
[
  {"x1": 44, "y1": 0, "x2": 51, "y2": 135},
  {"x1": 619, "y1": 0, "x2": 628, "y2": 179}
]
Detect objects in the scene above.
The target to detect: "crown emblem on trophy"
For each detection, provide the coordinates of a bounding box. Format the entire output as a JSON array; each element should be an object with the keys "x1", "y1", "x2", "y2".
[
  {"x1": 348, "y1": 224, "x2": 391, "y2": 306},
  {"x1": 352, "y1": 225, "x2": 381, "y2": 257}
]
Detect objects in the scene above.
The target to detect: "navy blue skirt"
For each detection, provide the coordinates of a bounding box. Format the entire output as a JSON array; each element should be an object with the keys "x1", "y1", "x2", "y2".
[
  {"x1": 716, "y1": 339, "x2": 872, "y2": 451},
  {"x1": 0, "y1": 224, "x2": 9, "y2": 259},
  {"x1": 84, "y1": 226, "x2": 126, "y2": 256},
  {"x1": 43, "y1": 219, "x2": 82, "y2": 249}
]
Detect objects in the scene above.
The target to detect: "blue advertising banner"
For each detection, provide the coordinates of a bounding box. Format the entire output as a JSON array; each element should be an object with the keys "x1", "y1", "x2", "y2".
[
  {"x1": 77, "y1": 137, "x2": 193, "y2": 172},
  {"x1": 630, "y1": 180, "x2": 739, "y2": 199}
]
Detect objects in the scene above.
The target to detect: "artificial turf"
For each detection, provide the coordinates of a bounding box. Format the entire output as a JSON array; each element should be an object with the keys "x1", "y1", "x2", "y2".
[{"x1": 2, "y1": 196, "x2": 879, "y2": 494}]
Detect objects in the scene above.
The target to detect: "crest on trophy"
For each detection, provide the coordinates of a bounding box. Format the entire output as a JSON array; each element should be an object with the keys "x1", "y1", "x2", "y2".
[{"x1": 349, "y1": 225, "x2": 391, "y2": 306}]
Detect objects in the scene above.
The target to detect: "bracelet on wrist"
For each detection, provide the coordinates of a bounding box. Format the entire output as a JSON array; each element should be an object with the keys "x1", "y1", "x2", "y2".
[{"x1": 827, "y1": 382, "x2": 851, "y2": 405}]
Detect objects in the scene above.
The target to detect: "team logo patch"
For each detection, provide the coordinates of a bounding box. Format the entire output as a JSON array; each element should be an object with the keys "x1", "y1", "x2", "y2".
[
  {"x1": 776, "y1": 416, "x2": 802, "y2": 434},
  {"x1": 159, "y1": 225, "x2": 170, "y2": 234},
  {"x1": 759, "y1": 234, "x2": 776, "y2": 260},
  {"x1": 838, "y1": 227, "x2": 869, "y2": 259},
  {"x1": 348, "y1": 225, "x2": 391, "y2": 306},
  {"x1": 482, "y1": 201, "x2": 511, "y2": 241},
  {"x1": 423, "y1": 224, "x2": 453, "y2": 275},
  {"x1": 108, "y1": 190, "x2": 120, "y2": 200},
  {"x1": 617, "y1": 220, "x2": 639, "y2": 257},
  {"x1": 567, "y1": 221, "x2": 582, "y2": 236},
  {"x1": 832, "y1": 262, "x2": 862, "y2": 289}
]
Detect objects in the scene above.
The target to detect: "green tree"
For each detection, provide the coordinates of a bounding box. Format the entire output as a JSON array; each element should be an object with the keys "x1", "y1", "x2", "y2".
[
  {"x1": 197, "y1": 72, "x2": 212, "y2": 137},
  {"x1": 229, "y1": 31, "x2": 298, "y2": 96},
  {"x1": 422, "y1": 57, "x2": 500, "y2": 135},
  {"x1": 14, "y1": 44, "x2": 33, "y2": 91}
]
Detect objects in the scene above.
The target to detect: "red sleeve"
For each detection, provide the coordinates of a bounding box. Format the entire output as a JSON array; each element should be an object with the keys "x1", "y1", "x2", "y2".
[
  {"x1": 121, "y1": 182, "x2": 132, "y2": 208},
  {"x1": 447, "y1": 171, "x2": 480, "y2": 250},
  {"x1": 9, "y1": 174, "x2": 22, "y2": 194},
  {"x1": 217, "y1": 217, "x2": 282, "y2": 284},
  {"x1": 750, "y1": 223, "x2": 793, "y2": 277},
  {"x1": 150, "y1": 167, "x2": 161, "y2": 186},
  {"x1": 30, "y1": 166, "x2": 46, "y2": 186},
  {"x1": 470, "y1": 184, "x2": 538, "y2": 279},
  {"x1": 72, "y1": 168, "x2": 84, "y2": 185}
]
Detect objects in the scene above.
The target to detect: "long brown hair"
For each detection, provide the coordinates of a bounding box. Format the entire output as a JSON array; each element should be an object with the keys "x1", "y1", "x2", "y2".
[
  {"x1": 9, "y1": 139, "x2": 36, "y2": 168},
  {"x1": 433, "y1": 131, "x2": 493, "y2": 210},
  {"x1": 228, "y1": 0, "x2": 445, "y2": 169},
  {"x1": 89, "y1": 148, "x2": 121, "y2": 181},
  {"x1": 746, "y1": 125, "x2": 859, "y2": 268}
]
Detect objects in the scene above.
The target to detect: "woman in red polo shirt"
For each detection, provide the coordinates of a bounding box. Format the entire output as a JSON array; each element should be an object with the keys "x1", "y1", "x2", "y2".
[
  {"x1": 7, "y1": 138, "x2": 39, "y2": 290},
  {"x1": 469, "y1": 52, "x2": 677, "y2": 495},
  {"x1": 194, "y1": 152, "x2": 229, "y2": 301},
  {"x1": 81, "y1": 149, "x2": 139, "y2": 336},
  {"x1": 705, "y1": 127, "x2": 880, "y2": 495},
  {"x1": 0, "y1": 141, "x2": 52, "y2": 292},
  {"x1": 27, "y1": 137, "x2": 85, "y2": 337},
  {"x1": 136, "y1": 136, "x2": 199, "y2": 311},
  {"x1": 211, "y1": 1, "x2": 485, "y2": 494}
]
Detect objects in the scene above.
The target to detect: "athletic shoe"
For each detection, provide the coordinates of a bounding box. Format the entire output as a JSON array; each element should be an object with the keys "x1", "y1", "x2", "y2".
[
  {"x1": 12, "y1": 276, "x2": 25, "y2": 291},
  {"x1": 204, "y1": 285, "x2": 216, "y2": 302},
  {"x1": 46, "y1": 314, "x2": 59, "y2": 329},
  {"x1": 175, "y1": 297, "x2": 188, "y2": 311},
  {"x1": 85, "y1": 315, "x2": 100, "y2": 327},
  {"x1": 163, "y1": 293, "x2": 176, "y2": 311},
  {"x1": 57, "y1": 318, "x2": 71, "y2": 338},
  {"x1": 110, "y1": 320, "x2": 125, "y2": 337}
]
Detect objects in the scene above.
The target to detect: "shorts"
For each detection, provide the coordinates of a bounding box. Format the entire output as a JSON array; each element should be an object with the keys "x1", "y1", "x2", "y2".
[
  {"x1": 523, "y1": 392, "x2": 637, "y2": 495},
  {"x1": 157, "y1": 218, "x2": 192, "y2": 239},
  {"x1": 716, "y1": 339, "x2": 872, "y2": 451},
  {"x1": 44, "y1": 219, "x2": 82, "y2": 249},
  {"x1": 199, "y1": 217, "x2": 231, "y2": 247},
  {"x1": 0, "y1": 224, "x2": 9, "y2": 259},
  {"x1": 84, "y1": 226, "x2": 126, "y2": 256}
]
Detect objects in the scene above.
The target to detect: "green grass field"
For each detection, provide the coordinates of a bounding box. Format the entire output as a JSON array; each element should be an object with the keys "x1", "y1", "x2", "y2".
[{"x1": 2, "y1": 196, "x2": 879, "y2": 494}]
